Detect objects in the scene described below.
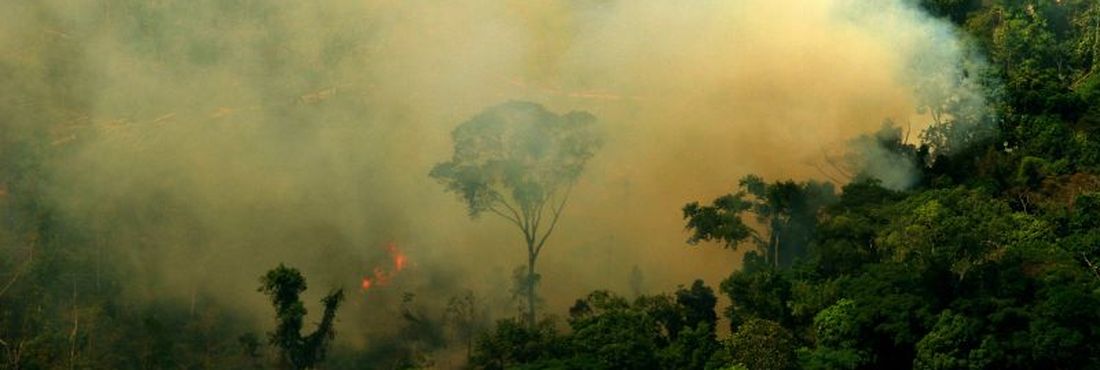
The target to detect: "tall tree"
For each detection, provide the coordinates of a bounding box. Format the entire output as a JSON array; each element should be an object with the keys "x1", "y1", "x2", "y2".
[
  {"x1": 431, "y1": 101, "x2": 603, "y2": 325},
  {"x1": 258, "y1": 264, "x2": 344, "y2": 370}
]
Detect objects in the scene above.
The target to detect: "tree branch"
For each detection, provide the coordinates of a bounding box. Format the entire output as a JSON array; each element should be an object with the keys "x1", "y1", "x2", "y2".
[
  {"x1": 493, "y1": 195, "x2": 525, "y2": 229},
  {"x1": 489, "y1": 194, "x2": 537, "y2": 253},
  {"x1": 808, "y1": 161, "x2": 844, "y2": 184},
  {"x1": 1082, "y1": 252, "x2": 1100, "y2": 281},
  {"x1": 486, "y1": 205, "x2": 524, "y2": 231},
  {"x1": 530, "y1": 188, "x2": 554, "y2": 243},
  {"x1": 0, "y1": 239, "x2": 36, "y2": 299},
  {"x1": 487, "y1": 192, "x2": 527, "y2": 237},
  {"x1": 533, "y1": 183, "x2": 574, "y2": 258},
  {"x1": 821, "y1": 149, "x2": 854, "y2": 179}
]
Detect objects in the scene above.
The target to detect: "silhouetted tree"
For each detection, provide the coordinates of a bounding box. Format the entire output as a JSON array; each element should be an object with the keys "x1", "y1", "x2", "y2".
[
  {"x1": 258, "y1": 264, "x2": 344, "y2": 370},
  {"x1": 676, "y1": 279, "x2": 718, "y2": 332},
  {"x1": 684, "y1": 175, "x2": 835, "y2": 269},
  {"x1": 431, "y1": 101, "x2": 603, "y2": 326}
]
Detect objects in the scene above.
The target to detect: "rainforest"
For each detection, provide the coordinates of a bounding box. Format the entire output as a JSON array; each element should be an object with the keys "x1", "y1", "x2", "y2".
[{"x1": 2, "y1": 1, "x2": 1100, "y2": 369}]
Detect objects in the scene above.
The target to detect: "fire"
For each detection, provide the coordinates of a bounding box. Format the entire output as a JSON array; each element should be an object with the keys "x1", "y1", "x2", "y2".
[
  {"x1": 361, "y1": 242, "x2": 408, "y2": 292},
  {"x1": 390, "y1": 243, "x2": 407, "y2": 271}
]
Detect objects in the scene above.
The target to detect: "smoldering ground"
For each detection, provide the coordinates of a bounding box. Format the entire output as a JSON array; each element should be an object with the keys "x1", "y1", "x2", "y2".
[{"x1": 1, "y1": 0, "x2": 987, "y2": 362}]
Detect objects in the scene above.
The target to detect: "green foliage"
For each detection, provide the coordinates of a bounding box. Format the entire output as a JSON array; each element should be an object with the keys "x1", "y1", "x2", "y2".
[
  {"x1": 569, "y1": 302, "x2": 661, "y2": 369},
  {"x1": 1064, "y1": 192, "x2": 1100, "y2": 278},
  {"x1": 683, "y1": 192, "x2": 756, "y2": 249},
  {"x1": 661, "y1": 323, "x2": 720, "y2": 370},
  {"x1": 812, "y1": 299, "x2": 861, "y2": 350},
  {"x1": 721, "y1": 268, "x2": 793, "y2": 331},
  {"x1": 721, "y1": 319, "x2": 798, "y2": 370},
  {"x1": 469, "y1": 284, "x2": 721, "y2": 370},
  {"x1": 685, "y1": 175, "x2": 835, "y2": 269},
  {"x1": 471, "y1": 317, "x2": 566, "y2": 370},
  {"x1": 920, "y1": 0, "x2": 983, "y2": 24},
  {"x1": 878, "y1": 187, "x2": 1048, "y2": 280},
  {"x1": 258, "y1": 264, "x2": 345, "y2": 370},
  {"x1": 913, "y1": 311, "x2": 983, "y2": 370},
  {"x1": 811, "y1": 179, "x2": 901, "y2": 277},
  {"x1": 7, "y1": 2, "x2": 1100, "y2": 369},
  {"x1": 676, "y1": 280, "x2": 719, "y2": 332}
]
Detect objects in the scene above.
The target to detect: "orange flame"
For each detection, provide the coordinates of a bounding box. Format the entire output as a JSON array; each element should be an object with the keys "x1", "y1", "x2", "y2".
[
  {"x1": 390, "y1": 243, "x2": 407, "y2": 271},
  {"x1": 361, "y1": 242, "x2": 407, "y2": 292}
]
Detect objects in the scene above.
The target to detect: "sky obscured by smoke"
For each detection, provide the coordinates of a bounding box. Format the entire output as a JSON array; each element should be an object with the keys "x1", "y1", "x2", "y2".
[{"x1": 2, "y1": 0, "x2": 987, "y2": 351}]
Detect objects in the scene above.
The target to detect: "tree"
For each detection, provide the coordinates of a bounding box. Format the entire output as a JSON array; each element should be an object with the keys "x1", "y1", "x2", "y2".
[
  {"x1": 567, "y1": 289, "x2": 718, "y2": 369},
  {"x1": 430, "y1": 101, "x2": 603, "y2": 325},
  {"x1": 913, "y1": 310, "x2": 982, "y2": 370},
  {"x1": 470, "y1": 317, "x2": 565, "y2": 370},
  {"x1": 683, "y1": 175, "x2": 835, "y2": 269},
  {"x1": 720, "y1": 269, "x2": 794, "y2": 330},
  {"x1": 719, "y1": 319, "x2": 798, "y2": 370},
  {"x1": 568, "y1": 299, "x2": 661, "y2": 369},
  {"x1": 444, "y1": 290, "x2": 487, "y2": 362},
  {"x1": 258, "y1": 264, "x2": 344, "y2": 370},
  {"x1": 1065, "y1": 192, "x2": 1100, "y2": 280},
  {"x1": 675, "y1": 279, "x2": 718, "y2": 333},
  {"x1": 800, "y1": 299, "x2": 868, "y2": 370}
]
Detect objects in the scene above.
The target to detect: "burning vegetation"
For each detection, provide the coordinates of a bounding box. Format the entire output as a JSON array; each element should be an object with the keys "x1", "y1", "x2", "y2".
[
  {"x1": 3, "y1": 0, "x2": 1100, "y2": 369},
  {"x1": 361, "y1": 243, "x2": 408, "y2": 292}
]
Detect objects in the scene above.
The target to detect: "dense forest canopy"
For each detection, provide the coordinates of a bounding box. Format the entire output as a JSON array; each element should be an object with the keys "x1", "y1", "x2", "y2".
[{"x1": 2, "y1": 0, "x2": 1100, "y2": 369}]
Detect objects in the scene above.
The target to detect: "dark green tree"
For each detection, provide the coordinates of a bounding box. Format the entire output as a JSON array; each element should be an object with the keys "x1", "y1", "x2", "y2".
[
  {"x1": 430, "y1": 101, "x2": 603, "y2": 326},
  {"x1": 470, "y1": 317, "x2": 566, "y2": 370},
  {"x1": 684, "y1": 175, "x2": 835, "y2": 269},
  {"x1": 568, "y1": 298, "x2": 662, "y2": 369},
  {"x1": 258, "y1": 264, "x2": 344, "y2": 370},
  {"x1": 719, "y1": 319, "x2": 798, "y2": 370},
  {"x1": 676, "y1": 279, "x2": 718, "y2": 333},
  {"x1": 800, "y1": 299, "x2": 868, "y2": 370}
]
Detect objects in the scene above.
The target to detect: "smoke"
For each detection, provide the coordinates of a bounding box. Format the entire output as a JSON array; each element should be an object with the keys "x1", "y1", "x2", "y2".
[
  {"x1": 846, "y1": 122, "x2": 922, "y2": 190},
  {"x1": 1, "y1": 0, "x2": 989, "y2": 359}
]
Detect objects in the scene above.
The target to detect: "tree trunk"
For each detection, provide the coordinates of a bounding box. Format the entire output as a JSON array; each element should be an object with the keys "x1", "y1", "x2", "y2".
[
  {"x1": 772, "y1": 229, "x2": 781, "y2": 269},
  {"x1": 525, "y1": 253, "x2": 537, "y2": 326},
  {"x1": 466, "y1": 336, "x2": 472, "y2": 363}
]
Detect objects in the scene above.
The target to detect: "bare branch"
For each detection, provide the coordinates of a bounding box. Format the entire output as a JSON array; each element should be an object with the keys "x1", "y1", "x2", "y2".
[
  {"x1": 0, "y1": 239, "x2": 36, "y2": 299},
  {"x1": 1082, "y1": 253, "x2": 1100, "y2": 281},
  {"x1": 808, "y1": 161, "x2": 844, "y2": 184},
  {"x1": 533, "y1": 183, "x2": 574, "y2": 258},
  {"x1": 486, "y1": 205, "x2": 524, "y2": 231},
  {"x1": 489, "y1": 193, "x2": 526, "y2": 232},
  {"x1": 522, "y1": 202, "x2": 536, "y2": 243},
  {"x1": 821, "y1": 149, "x2": 854, "y2": 179},
  {"x1": 529, "y1": 188, "x2": 555, "y2": 243}
]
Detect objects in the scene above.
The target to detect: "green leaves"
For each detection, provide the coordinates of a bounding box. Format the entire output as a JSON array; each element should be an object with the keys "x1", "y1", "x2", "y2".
[
  {"x1": 682, "y1": 192, "x2": 755, "y2": 249},
  {"x1": 257, "y1": 264, "x2": 344, "y2": 370},
  {"x1": 721, "y1": 269, "x2": 793, "y2": 330},
  {"x1": 471, "y1": 317, "x2": 565, "y2": 370},
  {"x1": 683, "y1": 174, "x2": 836, "y2": 268},
  {"x1": 877, "y1": 188, "x2": 1043, "y2": 281},
  {"x1": 723, "y1": 319, "x2": 798, "y2": 370}
]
